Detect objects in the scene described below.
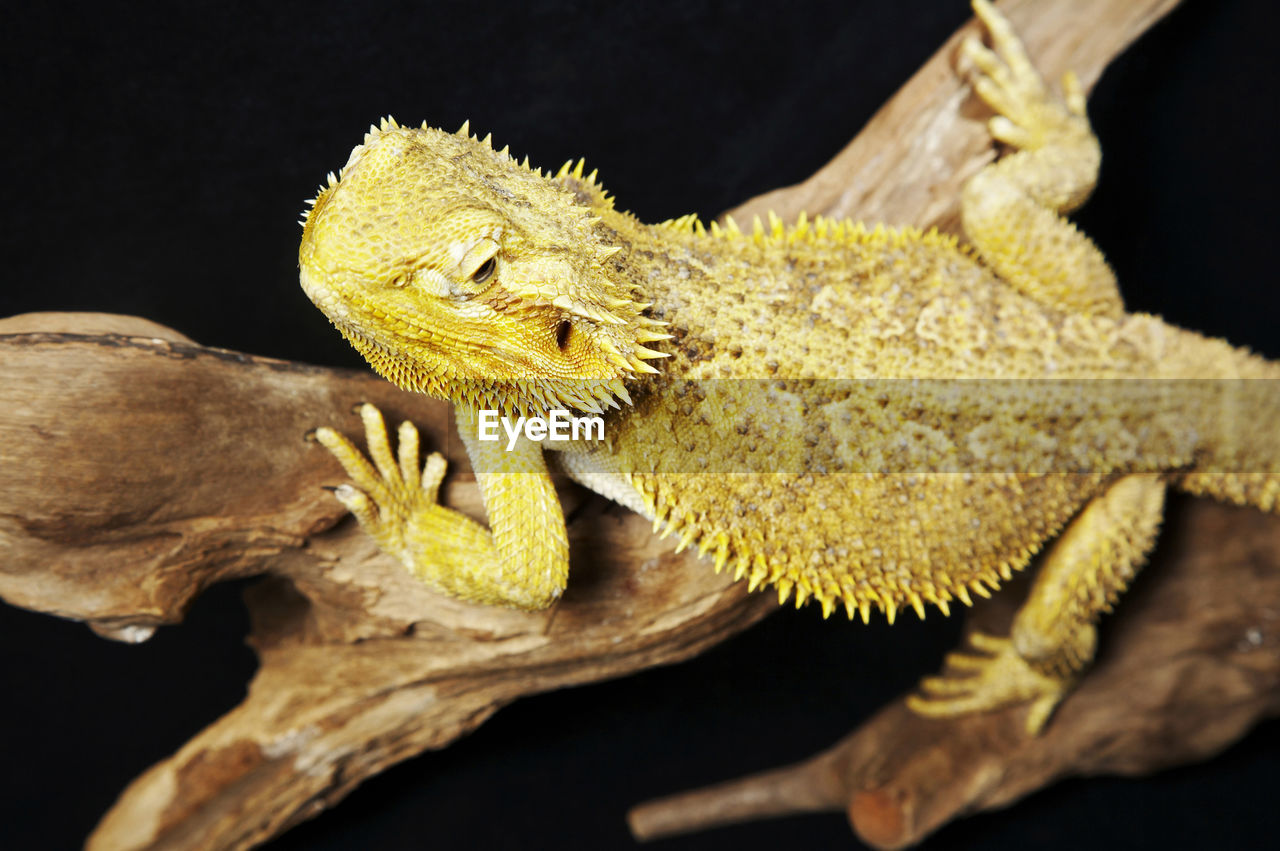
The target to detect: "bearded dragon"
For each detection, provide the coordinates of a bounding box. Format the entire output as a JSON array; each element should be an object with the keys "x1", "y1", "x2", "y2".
[{"x1": 298, "y1": 0, "x2": 1279, "y2": 733}]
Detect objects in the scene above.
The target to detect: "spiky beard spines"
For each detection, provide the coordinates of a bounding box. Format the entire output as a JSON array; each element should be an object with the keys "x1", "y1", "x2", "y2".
[{"x1": 338, "y1": 321, "x2": 640, "y2": 419}]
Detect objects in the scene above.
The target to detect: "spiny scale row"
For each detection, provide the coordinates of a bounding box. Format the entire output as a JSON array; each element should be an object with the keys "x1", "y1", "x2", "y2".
[
  {"x1": 447, "y1": 118, "x2": 611, "y2": 197},
  {"x1": 640, "y1": 486, "x2": 1037, "y2": 624},
  {"x1": 660, "y1": 209, "x2": 963, "y2": 252}
]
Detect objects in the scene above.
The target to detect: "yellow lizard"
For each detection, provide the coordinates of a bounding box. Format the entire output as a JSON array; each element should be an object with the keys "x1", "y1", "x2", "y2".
[{"x1": 298, "y1": 0, "x2": 1278, "y2": 733}]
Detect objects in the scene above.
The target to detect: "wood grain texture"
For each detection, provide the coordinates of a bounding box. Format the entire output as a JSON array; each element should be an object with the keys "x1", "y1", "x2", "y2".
[{"x1": 0, "y1": 312, "x2": 774, "y2": 850}]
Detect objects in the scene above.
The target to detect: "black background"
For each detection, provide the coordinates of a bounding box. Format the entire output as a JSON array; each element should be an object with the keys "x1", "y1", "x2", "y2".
[{"x1": 2, "y1": 1, "x2": 1278, "y2": 849}]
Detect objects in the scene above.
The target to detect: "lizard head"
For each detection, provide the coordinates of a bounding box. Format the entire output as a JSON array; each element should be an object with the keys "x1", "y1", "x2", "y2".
[{"x1": 299, "y1": 118, "x2": 670, "y2": 416}]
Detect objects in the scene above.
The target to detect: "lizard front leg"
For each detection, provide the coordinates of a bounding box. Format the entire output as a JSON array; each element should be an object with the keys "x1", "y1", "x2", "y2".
[
  {"x1": 961, "y1": 0, "x2": 1122, "y2": 318},
  {"x1": 908, "y1": 474, "x2": 1166, "y2": 734},
  {"x1": 316, "y1": 402, "x2": 568, "y2": 610}
]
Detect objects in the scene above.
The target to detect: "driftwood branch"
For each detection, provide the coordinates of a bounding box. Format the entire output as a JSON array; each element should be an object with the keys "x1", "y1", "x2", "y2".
[
  {"x1": 0, "y1": 311, "x2": 775, "y2": 850},
  {"x1": 5, "y1": 1, "x2": 1276, "y2": 850},
  {"x1": 628, "y1": 499, "x2": 1280, "y2": 848}
]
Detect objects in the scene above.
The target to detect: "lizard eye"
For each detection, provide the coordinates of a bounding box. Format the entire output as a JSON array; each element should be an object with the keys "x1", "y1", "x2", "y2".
[
  {"x1": 471, "y1": 256, "x2": 496, "y2": 285},
  {"x1": 451, "y1": 232, "x2": 501, "y2": 293}
]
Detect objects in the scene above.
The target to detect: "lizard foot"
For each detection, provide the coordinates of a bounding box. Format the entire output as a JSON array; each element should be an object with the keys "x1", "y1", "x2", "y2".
[
  {"x1": 963, "y1": 0, "x2": 1089, "y2": 152},
  {"x1": 905, "y1": 630, "x2": 1076, "y2": 735},
  {"x1": 314, "y1": 403, "x2": 446, "y2": 554}
]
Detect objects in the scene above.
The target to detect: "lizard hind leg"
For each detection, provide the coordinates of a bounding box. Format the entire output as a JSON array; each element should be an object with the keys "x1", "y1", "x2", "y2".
[
  {"x1": 960, "y1": 0, "x2": 1122, "y2": 318},
  {"x1": 908, "y1": 474, "x2": 1166, "y2": 734}
]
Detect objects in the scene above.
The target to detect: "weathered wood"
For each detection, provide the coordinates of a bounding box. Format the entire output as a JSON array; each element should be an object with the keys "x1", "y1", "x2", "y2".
[
  {"x1": 629, "y1": 499, "x2": 1280, "y2": 848},
  {"x1": 0, "y1": 312, "x2": 775, "y2": 850}
]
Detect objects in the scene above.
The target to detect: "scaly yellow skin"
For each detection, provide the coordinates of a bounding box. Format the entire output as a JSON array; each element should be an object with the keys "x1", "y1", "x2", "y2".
[{"x1": 300, "y1": 1, "x2": 1279, "y2": 733}]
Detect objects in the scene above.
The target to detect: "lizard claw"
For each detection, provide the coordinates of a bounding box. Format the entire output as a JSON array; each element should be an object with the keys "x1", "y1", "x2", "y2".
[
  {"x1": 314, "y1": 403, "x2": 446, "y2": 548},
  {"x1": 906, "y1": 629, "x2": 1075, "y2": 735},
  {"x1": 963, "y1": 0, "x2": 1089, "y2": 152}
]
